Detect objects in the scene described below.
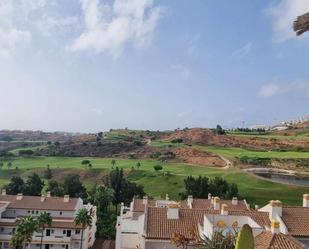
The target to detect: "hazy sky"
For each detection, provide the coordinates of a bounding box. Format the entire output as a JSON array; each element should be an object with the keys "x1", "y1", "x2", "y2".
[{"x1": 0, "y1": 0, "x2": 309, "y2": 132}]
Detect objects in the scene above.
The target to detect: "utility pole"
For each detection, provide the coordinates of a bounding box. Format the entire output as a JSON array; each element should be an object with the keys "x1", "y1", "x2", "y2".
[{"x1": 293, "y1": 12, "x2": 309, "y2": 36}]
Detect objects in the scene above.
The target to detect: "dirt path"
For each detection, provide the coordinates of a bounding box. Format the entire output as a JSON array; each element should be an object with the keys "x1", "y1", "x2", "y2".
[{"x1": 219, "y1": 155, "x2": 233, "y2": 169}]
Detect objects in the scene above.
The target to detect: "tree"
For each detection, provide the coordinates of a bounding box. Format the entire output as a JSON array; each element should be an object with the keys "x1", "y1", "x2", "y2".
[
  {"x1": 37, "y1": 212, "x2": 52, "y2": 249},
  {"x1": 7, "y1": 162, "x2": 12, "y2": 169},
  {"x1": 90, "y1": 185, "x2": 114, "y2": 214},
  {"x1": 108, "y1": 167, "x2": 124, "y2": 208},
  {"x1": 81, "y1": 159, "x2": 91, "y2": 166},
  {"x1": 18, "y1": 149, "x2": 34, "y2": 156},
  {"x1": 23, "y1": 173, "x2": 44, "y2": 196},
  {"x1": 63, "y1": 174, "x2": 87, "y2": 198},
  {"x1": 235, "y1": 224, "x2": 254, "y2": 249},
  {"x1": 181, "y1": 176, "x2": 239, "y2": 200},
  {"x1": 107, "y1": 167, "x2": 145, "y2": 210},
  {"x1": 121, "y1": 181, "x2": 145, "y2": 205},
  {"x1": 136, "y1": 162, "x2": 141, "y2": 170},
  {"x1": 216, "y1": 125, "x2": 225, "y2": 135},
  {"x1": 111, "y1": 159, "x2": 116, "y2": 169},
  {"x1": 43, "y1": 165, "x2": 53, "y2": 179},
  {"x1": 46, "y1": 180, "x2": 64, "y2": 196},
  {"x1": 5, "y1": 176, "x2": 25, "y2": 195},
  {"x1": 153, "y1": 164, "x2": 163, "y2": 173},
  {"x1": 0, "y1": 162, "x2": 3, "y2": 169},
  {"x1": 11, "y1": 216, "x2": 38, "y2": 249},
  {"x1": 75, "y1": 208, "x2": 92, "y2": 249}
]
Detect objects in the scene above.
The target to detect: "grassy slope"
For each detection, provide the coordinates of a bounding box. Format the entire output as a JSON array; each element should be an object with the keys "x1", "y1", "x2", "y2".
[
  {"x1": 150, "y1": 140, "x2": 309, "y2": 159},
  {"x1": 195, "y1": 145, "x2": 309, "y2": 159},
  {"x1": 0, "y1": 156, "x2": 308, "y2": 206}
]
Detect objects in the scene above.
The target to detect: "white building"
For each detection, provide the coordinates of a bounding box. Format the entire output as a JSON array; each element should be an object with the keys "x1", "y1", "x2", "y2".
[
  {"x1": 0, "y1": 191, "x2": 97, "y2": 249},
  {"x1": 116, "y1": 194, "x2": 309, "y2": 249}
]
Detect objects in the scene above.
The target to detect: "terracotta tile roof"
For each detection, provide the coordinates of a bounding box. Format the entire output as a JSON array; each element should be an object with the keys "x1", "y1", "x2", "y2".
[
  {"x1": 0, "y1": 195, "x2": 79, "y2": 211},
  {"x1": 229, "y1": 210, "x2": 271, "y2": 228},
  {"x1": 132, "y1": 199, "x2": 156, "y2": 212},
  {"x1": 255, "y1": 231, "x2": 307, "y2": 249},
  {"x1": 282, "y1": 206, "x2": 309, "y2": 237},
  {"x1": 180, "y1": 199, "x2": 249, "y2": 211},
  {"x1": 146, "y1": 207, "x2": 204, "y2": 240},
  {"x1": 145, "y1": 207, "x2": 271, "y2": 240},
  {"x1": 133, "y1": 198, "x2": 248, "y2": 213}
]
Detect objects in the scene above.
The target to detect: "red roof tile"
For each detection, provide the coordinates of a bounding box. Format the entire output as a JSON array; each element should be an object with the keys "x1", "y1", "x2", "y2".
[{"x1": 0, "y1": 195, "x2": 79, "y2": 211}]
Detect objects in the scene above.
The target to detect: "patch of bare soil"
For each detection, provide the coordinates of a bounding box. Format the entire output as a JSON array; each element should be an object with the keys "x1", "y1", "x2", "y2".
[
  {"x1": 51, "y1": 169, "x2": 108, "y2": 182},
  {"x1": 171, "y1": 147, "x2": 226, "y2": 167},
  {"x1": 162, "y1": 128, "x2": 309, "y2": 150}
]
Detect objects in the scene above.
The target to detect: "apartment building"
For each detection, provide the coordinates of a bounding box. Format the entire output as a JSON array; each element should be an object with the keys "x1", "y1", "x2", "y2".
[
  {"x1": 0, "y1": 190, "x2": 97, "y2": 249},
  {"x1": 116, "y1": 194, "x2": 309, "y2": 249}
]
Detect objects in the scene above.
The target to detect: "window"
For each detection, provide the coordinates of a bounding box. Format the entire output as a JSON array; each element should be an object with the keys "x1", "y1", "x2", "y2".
[
  {"x1": 28, "y1": 210, "x2": 30, "y2": 214},
  {"x1": 36, "y1": 211, "x2": 38, "y2": 214},
  {"x1": 75, "y1": 229, "x2": 80, "y2": 234},
  {"x1": 63, "y1": 230, "x2": 66, "y2": 235},
  {"x1": 59, "y1": 211, "x2": 62, "y2": 215},
  {"x1": 32, "y1": 211, "x2": 34, "y2": 214}
]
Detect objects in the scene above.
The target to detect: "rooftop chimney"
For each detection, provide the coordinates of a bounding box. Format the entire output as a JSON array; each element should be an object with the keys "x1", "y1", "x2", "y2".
[
  {"x1": 303, "y1": 194, "x2": 309, "y2": 208},
  {"x1": 63, "y1": 195, "x2": 70, "y2": 203},
  {"x1": 16, "y1": 193, "x2": 23, "y2": 200},
  {"x1": 221, "y1": 204, "x2": 228, "y2": 215},
  {"x1": 271, "y1": 220, "x2": 280, "y2": 234},
  {"x1": 214, "y1": 197, "x2": 220, "y2": 211},
  {"x1": 269, "y1": 200, "x2": 282, "y2": 219},
  {"x1": 232, "y1": 197, "x2": 238, "y2": 206},
  {"x1": 1, "y1": 189, "x2": 6, "y2": 196},
  {"x1": 187, "y1": 195, "x2": 193, "y2": 208},
  {"x1": 46, "y1": 191, "x2": 51, "y2": 198},
  {"x1": 211, "y1": 197, "x2": 214, "y2": 205},
  {"x1": 167, "y1": 204, "x2": 179, "y2": 219},
  {"x1": 142, "y1": 196, "x2": 148, "y2": 205},
  {"x1": 208, "y1": 193, "x2": 212, "y2": 200},
  {"x1": 165, "y1": 194, "x2": 170, "y2": 200},
  {"x1": 41, "y1": 195, "x2": 46, "y2": 202}
]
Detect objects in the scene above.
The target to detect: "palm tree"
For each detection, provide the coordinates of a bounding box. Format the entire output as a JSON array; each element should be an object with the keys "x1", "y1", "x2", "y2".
[
  {"x1": 11, "y1": 216, "x2": 38, "y2": 249},
  {"x1": 37, "y1": 212, "x2": 52, "y2": 249},
  {"x1": 74, "y1": 208, "x2": 92, "y2": 249}
]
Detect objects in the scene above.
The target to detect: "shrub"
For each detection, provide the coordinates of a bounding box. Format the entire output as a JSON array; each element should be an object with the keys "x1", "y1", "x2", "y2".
[
  {"x1": 153, "y1": 165, "x2": 163, "y2": 172},
  {"x1": 18, "y1": 149, "x2": 34, "y2": 156},
  {"x1": 235, "y1": 224, "x2": 254, "y2": 249}
]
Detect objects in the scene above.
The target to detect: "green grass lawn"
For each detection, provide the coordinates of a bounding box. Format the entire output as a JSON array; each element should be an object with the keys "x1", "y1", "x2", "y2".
[
  {"x1": 0, "y1": 156, "x2": 308, "y2": 206},
  {"x1": 195, "y1": 145, "x2": 309, "y2": 159},
  {"x1": 9, "y1": 145, "x2": 47, "y2": 155}
]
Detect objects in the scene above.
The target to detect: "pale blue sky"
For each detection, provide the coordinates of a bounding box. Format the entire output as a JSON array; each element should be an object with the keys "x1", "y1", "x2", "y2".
[{"x1": 0, "y1": 0, "x2": 308, "y2": 132}]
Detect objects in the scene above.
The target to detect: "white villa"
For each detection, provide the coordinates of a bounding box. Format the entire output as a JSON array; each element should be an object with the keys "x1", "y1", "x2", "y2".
[
  {"x1": 0, "y1": 190, "x2": 97, "y2": 249},
  {"x1": 116, "y1": 194, "x2": 309, "y2": 249}
]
